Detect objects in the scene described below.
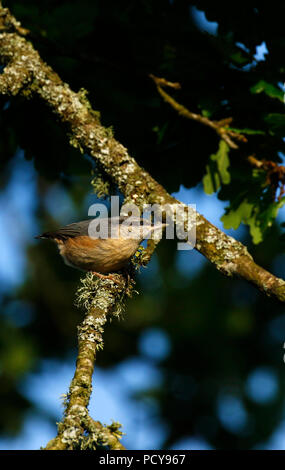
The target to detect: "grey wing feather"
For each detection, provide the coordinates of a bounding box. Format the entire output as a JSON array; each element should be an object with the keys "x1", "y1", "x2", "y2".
[
  {"x1": 35, "y1": 216, "x2": 147, "y2": 241},
  {"x1": 35, "y1": 219, "x2": 91, "y2": 240}
]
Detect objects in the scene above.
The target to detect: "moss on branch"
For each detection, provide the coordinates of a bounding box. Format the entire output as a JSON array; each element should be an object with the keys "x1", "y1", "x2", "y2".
[{"x1": 44, "y1": 273, "x2": 133, "y2": 450}]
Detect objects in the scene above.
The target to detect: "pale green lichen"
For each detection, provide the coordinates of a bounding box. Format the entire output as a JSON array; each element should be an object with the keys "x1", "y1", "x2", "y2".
[
  {"x1": 73, "y1": 271, "x2": 137, "y2": 356},
  {"x1": 75, "y1": 273, "x2": 102, "y2": 310},
  {"x1": 90, "y1": 172, "x2": 110, "y2": 198},
  {"x1": 69, "y1": 135, "x2": 84, "y2": 154},
  {"x1": 77, "y1": 419, "x2": 124, "y2": 450}
]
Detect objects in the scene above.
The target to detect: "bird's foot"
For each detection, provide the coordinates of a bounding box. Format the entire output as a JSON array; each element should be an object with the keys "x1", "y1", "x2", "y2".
[{"x1": 91, "y1": 271, "x2": 121, "y2": 285}]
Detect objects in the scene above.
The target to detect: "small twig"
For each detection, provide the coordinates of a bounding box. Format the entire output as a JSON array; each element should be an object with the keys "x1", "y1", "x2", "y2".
[
  {"x1": 0, "y1": 5, "x2": 29, "y2": 36},
  {"x1": 150, "y1": 74, "x2": 285, "y2": 202},
  {"x1": 83, "y1": 417, "x2": 126, "y2": 450},
  {"x1": 248, "y1": 155, "x2": 285, "y2": 201},
  {"x1": 149, "y1": 73, "x2": 246, "y2": 149}
]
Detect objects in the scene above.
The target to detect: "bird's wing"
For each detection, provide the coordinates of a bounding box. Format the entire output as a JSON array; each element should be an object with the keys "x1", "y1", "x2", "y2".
[
  {"x1": 35, "y1": 220, "x2": 92, "y2": 240},
  {"x1": 35, "y1": 217, "x2": 148, "y2": 241}
]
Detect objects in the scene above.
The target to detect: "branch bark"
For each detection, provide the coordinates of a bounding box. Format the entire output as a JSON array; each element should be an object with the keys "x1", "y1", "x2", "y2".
[
  {"x1": 0, "y1": 5, "x2": 284, "y2": 304},
  {"x1": 149, "y1": 74, "x2": 246, "y2": 149},
  {"x1": 45, "y1": 273, "x2": 129, "y2": 450},
  {"x1": 149, "y1": 74, "x2": 285, "y2": 201}
]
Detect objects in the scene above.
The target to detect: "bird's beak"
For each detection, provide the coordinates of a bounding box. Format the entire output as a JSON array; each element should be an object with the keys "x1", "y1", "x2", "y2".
[{"x1": 142, "y1": 222, "x2": 168, "y2": 239}]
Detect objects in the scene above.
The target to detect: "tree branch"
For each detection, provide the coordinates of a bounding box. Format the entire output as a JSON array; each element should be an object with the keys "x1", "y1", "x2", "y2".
[
  {"x1": 0, "y1": 5, "x2": 284, "y2": 304},
  {"x1": 149, "y1": 74, "x2": 285, "y2": 201},
  {"x1": 149, "y1": 73, "x2": 246, "y2": 149},
  {"x1": 44, "y1": 273, "x2": 129, "y2": 450}
]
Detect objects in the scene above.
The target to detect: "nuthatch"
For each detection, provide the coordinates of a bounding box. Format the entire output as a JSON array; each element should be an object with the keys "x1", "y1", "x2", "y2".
[{"x1": 36, "y1": 216, "x2": 166, "y2": 279}]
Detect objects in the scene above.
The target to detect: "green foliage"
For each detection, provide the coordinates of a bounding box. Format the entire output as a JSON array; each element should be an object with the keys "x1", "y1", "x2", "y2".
[
  {"x1": 222, "y1": 195, "x2": 285, "y2": 244},
  {"x1": 228, "y1": 127, "x2": 266, "y2": 136},
  {"x1": 202, "y1": 140, "x2": 231, "y2": 194},
  {"x1": 250, "y1": 80, "x2": 284, "y2": 103},
  {"x1": 264, "y1": 113, "x2": 285, "y2": 136},
  {"x1": 201, "y1": 75, "x2": 285, "y2": 243},
  {"x1": 219, "y1": 164, "x2": 285, "y2": 243}
]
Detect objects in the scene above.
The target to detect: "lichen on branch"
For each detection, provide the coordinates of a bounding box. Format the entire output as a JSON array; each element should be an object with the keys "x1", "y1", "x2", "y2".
[{"x1": 45, "y1": 272, "x2": 133, "y2": 450}]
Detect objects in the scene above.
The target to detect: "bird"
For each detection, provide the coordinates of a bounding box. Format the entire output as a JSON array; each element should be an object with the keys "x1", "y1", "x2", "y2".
[{"x1": 35, "y1": 216, "x2": 166, "y2": 280}]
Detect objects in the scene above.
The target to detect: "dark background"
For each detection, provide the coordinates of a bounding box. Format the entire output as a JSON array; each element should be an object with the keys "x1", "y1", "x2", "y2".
[{"x1": 0, "y1": 0, "x2": 285, "y2": 449}]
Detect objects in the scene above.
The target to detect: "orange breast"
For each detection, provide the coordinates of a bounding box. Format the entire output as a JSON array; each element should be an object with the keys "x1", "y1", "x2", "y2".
[{"x1": 59, "y1": 236, "x2": 139, "y2": 273}]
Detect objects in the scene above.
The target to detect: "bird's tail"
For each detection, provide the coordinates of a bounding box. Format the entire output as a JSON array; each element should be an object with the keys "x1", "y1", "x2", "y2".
[{"x1": 34, "y1": 232, "x2": 58, "y2": 240}]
